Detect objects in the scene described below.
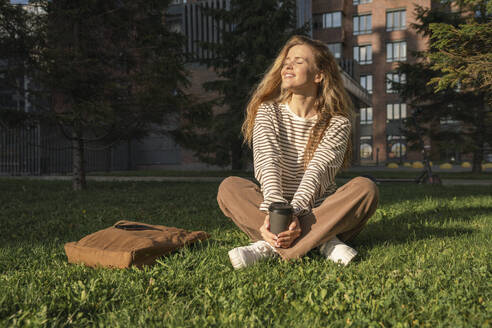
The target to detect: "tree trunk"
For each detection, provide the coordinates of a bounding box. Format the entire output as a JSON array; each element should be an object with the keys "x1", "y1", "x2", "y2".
[
  {"x1": 70, "y1": 20, "x2": 86, "y2": 190},
  {"x1": 72, "y1": 134, "x2": 86, "y2": 190},
  {"x1": 472, "y1": 102, "x2": 485, "y2": 174},
  {"x1": 231, "y1": 137, "x2": 244, "y2": 170},
  {"x1": 127, "y1": 139, "x2": 133, "y2": 170},
  {"x1": 472, "y1": 137, "x2": 484, "y2": 173}
]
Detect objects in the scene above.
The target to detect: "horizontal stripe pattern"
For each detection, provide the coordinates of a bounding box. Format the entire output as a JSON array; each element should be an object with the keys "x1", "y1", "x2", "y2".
[{"x1": 253, "y1": 102, "x2": 351, "y2": 216}]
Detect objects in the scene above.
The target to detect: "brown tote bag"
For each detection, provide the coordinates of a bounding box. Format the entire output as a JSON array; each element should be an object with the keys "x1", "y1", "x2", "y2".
[{"x1": 65, "y1": 220, "x2": 210, "y2": 268}]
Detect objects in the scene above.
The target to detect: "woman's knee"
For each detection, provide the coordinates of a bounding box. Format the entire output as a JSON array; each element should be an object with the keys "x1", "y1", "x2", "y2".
[
  {"x1": 352, "y1": 176, "x2": 379, "y2": 200},
  {"x1": 217, "y1": 176, "x2": 243, "y2": 202}
]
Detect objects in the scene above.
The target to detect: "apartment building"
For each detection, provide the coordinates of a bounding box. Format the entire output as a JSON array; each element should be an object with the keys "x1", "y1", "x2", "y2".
[
  {"x1": 171, "y1": 0, "x2": 433, "y2": 165},
  {"x1": 311, "y1": 0, "x2": 433, "y2": 164},
  {"x1": 165, "y1": 0, "x2": 371, "y2": 168},
  {"x1": 2, "y1": 0, "x2": 433, "y2": 173}
]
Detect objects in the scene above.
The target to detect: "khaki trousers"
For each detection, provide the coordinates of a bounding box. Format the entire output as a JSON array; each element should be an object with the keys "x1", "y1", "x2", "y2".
[{"x1": 217, "y1": 176, "x2": 379, "y2": 260}]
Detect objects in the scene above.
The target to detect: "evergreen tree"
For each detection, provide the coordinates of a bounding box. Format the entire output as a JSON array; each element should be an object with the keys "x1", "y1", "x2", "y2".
[
  {"x1": 394, "y1": 1, "x2": 492, "y2": 173},
  {"x1": 0, "y1": 0, "x2": 189, "y2": 189},
  {"x1": 428, "y1": 0, "x2": 492, "y2": 95},
  {"x1": 173, "y1": 0, "x2": 309, "y2": 170}
]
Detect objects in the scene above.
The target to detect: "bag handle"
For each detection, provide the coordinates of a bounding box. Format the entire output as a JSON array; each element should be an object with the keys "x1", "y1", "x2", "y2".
[{"x1": 114, "y1": 223, "x2": 162, "y2": 231}]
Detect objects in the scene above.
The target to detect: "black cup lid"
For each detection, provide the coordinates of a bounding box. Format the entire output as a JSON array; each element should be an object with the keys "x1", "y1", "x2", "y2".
[{"x1": 268, "y1": 202, "x2": 293, "y2": 214}]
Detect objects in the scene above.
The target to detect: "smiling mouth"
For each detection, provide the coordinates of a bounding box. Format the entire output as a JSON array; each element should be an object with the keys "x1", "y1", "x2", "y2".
[{"x1": 283, "y1": 74, "x2": 295, "y2": 79}]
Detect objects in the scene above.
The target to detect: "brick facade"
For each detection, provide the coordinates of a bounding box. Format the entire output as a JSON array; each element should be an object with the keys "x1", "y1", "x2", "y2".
[
  {"x1": 164, "y1": 0, "x2": 371, "y2": 170},
  {"x1": 313, "y1": 0, "x2": 433, "y2": 164}
]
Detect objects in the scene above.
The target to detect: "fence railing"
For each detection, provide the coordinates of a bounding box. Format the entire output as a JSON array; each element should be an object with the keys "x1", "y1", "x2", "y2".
[{"x1": 0, "y1": 124, "x2": 131, "y2": 175}]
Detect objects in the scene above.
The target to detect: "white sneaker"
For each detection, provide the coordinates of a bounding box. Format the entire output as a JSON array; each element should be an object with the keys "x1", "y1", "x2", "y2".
[
  {"x1": 319, "y1": 236, "x2": 357, "y2": 266},
  {"x1": 228, "y1": 240, "x2": 276, "y2": 270}
]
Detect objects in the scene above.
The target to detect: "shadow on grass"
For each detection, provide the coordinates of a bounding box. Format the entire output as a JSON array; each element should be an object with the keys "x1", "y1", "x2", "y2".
[
  {"x1": 0, "y1": 214, "x2": 237, "y2": 249},
  {"x1": 355, "y1": 205, "x2": 489, "y2": 249},
  {"x1": 375, "y1": 184, "x2": 492, "y2": 207},
  {"x1": 1, "y1": 180, "x2": 490, "y2": 253}
]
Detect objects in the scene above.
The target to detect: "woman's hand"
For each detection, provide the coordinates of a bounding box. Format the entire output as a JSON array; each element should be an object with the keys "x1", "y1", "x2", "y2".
[
  {"x1": 259, "y1": 215, "x2": 278, "y2": 248},
  {"x1": 276, "y1": 217, "x2": 301, "y2": 248}
]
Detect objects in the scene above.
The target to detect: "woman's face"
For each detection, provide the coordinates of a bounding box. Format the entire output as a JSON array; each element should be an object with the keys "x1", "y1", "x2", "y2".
[{"x1": 280, "y1": 44, "x2": 322, "y2": 94}]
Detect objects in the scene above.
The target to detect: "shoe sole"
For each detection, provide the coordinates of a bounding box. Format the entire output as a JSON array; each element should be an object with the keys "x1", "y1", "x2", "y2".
[
  {"x1": 329, "y1": 248, "x2": 357, "y2": 266},
  {"x1": 228, "y1": 248, "x2": 246, "y2": 270}
]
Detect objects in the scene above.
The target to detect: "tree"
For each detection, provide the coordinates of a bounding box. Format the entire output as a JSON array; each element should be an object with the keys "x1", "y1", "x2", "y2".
[
  {"x1": 172, "y1": 0, "x2": 309, "y2": 170},
  {"x1": 0, "y1": 0, "x2": 189, "y2": 189},
  {"x1": 428, "y1": 0, "x2": 492, "y2": 96},
  {"x1": 394, "y1": 1, "x2": 492, "y2": 173}
]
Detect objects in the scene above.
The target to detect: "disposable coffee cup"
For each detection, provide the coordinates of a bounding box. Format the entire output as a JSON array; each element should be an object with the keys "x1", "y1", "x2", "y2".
[{"x1": 268, "y1": 202, "x2": 293, "y2": 235}]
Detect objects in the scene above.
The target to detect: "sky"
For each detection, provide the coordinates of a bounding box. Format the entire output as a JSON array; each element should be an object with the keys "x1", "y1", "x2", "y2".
[{"x1": 10, "y1": 0, "x2": 30, "y2": 4}]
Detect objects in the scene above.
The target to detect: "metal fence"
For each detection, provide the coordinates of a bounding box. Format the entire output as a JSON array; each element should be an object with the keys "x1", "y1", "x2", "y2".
[{"x1": 0, "y1": 124, "x2": 131, "y2": 176}]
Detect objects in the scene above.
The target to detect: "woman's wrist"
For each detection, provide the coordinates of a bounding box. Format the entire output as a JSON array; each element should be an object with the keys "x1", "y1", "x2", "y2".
[{"x1": 292, "y1": 204, "x2": 304, "y2": 217}]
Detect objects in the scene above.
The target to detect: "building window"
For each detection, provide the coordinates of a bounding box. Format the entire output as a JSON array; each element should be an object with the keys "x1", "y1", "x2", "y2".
[
  {"x1": 386, "y1": 10, "x2": 406, "y2": 31},
  {"x1": 360, "y1": 107, "x2": 373, "y2": 124},
  {"x1": 440, "y1": 115, "x2": 460, "y2": 125},
  {"x1": 440, "y1": 105, "x2": 459, "y2": 125},
  {"x1": 360, "y1": 136, "x2": 373, "y2": 160},
  {"x1": 354, "y1": 45, "x2": 372, "y2": 64},
  {"x1": 386, "y1": 103, "x2": 407, "y2": 122},
  {"x1": 169, "y1": 22, "x2": 182, "y2": 34},
  {"x1": 354, "y1": 0, "x2": 372, "y2": 4},
  {"x1": 387, "y1": 135, "x2": 407, "y2": 159},
  {"x1": 360, "y1": 74, "x2": 373, "y2": 94},
  {"x1": 353, "y1": 14, "x2": 372, "y2": 35},
  {"x1": 386, "y1": 72, "x2": 406, "y2": 93},
  {"x1": 386, "y1": 41, "x2": 407, "y2": 62},
  {"x1": 327, "y1": 43, "x2": 342, "y2": 59},
  {"x1": 322, "y1": 12, "x2": 342, "y2": 28}
]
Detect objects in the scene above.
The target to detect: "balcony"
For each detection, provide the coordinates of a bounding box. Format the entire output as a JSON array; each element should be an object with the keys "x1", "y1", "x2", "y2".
[
  {"x1": 337, "y1": 58, "x2": 371, "y2": 107},
  {"x1": 337, "y1": 57, "x2": 360, "y2": 80},
  {"x1": 312, "y1": 0, "x2": 345, "y2": 13}
]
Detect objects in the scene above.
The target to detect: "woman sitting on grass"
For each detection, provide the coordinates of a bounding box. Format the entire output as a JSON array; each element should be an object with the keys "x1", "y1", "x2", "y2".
[{"x1": 217, "y1": 35, "x2": 379, "y2": 269}]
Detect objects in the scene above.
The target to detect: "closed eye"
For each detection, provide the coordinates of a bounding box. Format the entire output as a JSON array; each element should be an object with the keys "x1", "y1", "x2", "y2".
[{"x1": 282, "y1": 60, "x2": 305, "y2": 66}]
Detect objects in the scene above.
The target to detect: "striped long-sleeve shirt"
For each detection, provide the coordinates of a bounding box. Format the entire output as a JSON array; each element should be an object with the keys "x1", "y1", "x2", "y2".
[{"x1": 253, "y1": 101, "x2": 351, "y2": 217}]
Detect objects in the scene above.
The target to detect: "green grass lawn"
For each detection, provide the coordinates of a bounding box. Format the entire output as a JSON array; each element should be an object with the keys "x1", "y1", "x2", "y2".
[{"x1": 0, "y1": 179, "x2": 490, "y2": 327}]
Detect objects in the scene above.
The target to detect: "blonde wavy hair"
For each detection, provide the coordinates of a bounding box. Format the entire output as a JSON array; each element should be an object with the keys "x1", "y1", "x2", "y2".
[{"x1": 241, "y1": 35, "x2": 355, "y2": 169}]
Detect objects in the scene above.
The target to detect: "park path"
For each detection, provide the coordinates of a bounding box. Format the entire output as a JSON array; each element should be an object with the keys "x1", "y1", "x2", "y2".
[{"x1": 2, "y1": 175, "x2": 492, "y2": 186}]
